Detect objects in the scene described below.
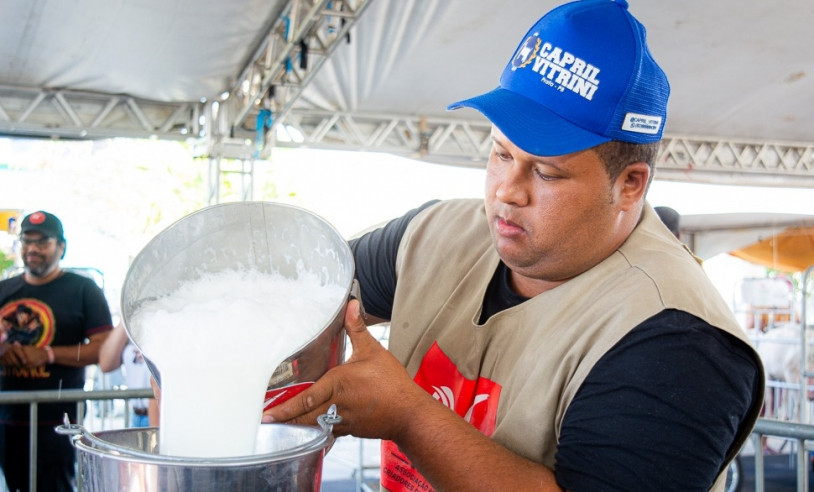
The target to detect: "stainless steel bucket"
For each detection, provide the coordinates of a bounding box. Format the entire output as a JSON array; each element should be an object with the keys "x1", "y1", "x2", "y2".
[
  {"x1": 120, "y1": 201, "x2": 356, "y2": 389},
  {"x1": 56, "y1": 408, "x2": 342, "y2": 492}
]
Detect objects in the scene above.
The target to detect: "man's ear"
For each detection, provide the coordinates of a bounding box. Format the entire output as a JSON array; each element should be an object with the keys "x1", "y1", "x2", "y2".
[{"x1": 616, "y1": 162, "x2": 650, "y2": 210}]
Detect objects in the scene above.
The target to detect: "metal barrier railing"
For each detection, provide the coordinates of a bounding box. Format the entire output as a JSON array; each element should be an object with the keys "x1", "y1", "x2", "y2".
[
  {"x1": 751, "y1": 418, "x2": 814, "y2": 492},
  {"x1": 0, "y1": 387, "x2": 154, "y2": 492},
  {"x1": 3, "y1": 390, "x2": 814, "y2": 492}
]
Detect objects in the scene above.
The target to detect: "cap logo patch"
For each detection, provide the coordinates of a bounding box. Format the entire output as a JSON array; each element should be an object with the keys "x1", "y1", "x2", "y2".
[
  {"x1": 511, "y1": 36, "x2": 540, "y2": 70},
  {"x1": 621, "y1": 112, "x2": 662, "y2": 134},
  {"x1": 512, "y1": 34, "x2": 600, "y2": 101},
  {"x1": 29, "y1": 212, "x2": 46, "y2": 225}
]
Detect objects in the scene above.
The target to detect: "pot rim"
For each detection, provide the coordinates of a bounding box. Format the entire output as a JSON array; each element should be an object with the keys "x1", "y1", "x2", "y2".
[
  {"x1": 68, "y1": 422, "x2": 331, "y2": 467},
  {"x1": 57, "y1": 407, "x2": 342, "y2": 467}
]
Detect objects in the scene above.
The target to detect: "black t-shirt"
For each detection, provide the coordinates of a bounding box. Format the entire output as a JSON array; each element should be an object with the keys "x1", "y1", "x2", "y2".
[
  {"x1": 0, "y1": 272, "x2": 113, "y2": 425},
  {"x1": 350, "y1": 200, "x2": 761, "y2": 491}
]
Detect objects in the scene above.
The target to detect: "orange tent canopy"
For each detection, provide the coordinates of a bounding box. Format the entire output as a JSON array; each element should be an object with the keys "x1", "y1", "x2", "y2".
[
  {"x1": 678, "y1": 213, "x2": 814, "y2": 272},
  {"x1": 730, "y1": 226, "x2": 814, "y2": 272}
]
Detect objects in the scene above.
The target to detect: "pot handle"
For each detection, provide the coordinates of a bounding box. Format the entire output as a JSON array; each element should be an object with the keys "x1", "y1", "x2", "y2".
[
  {"x1": 54, "y1": 413, "x2": 124, "y2": 454},
  {"x1": 317, "y1": 404, "x2": 342, "y2": 455},
  {"x1": 317, "y1": 404, "x2": 343, "y2": 433},
  {"x1": 54, "y1": 413, "x2": 81, "y2": 438},
  {"x1": 55, "y1": 414, "x2": 162, "y2": 461}
]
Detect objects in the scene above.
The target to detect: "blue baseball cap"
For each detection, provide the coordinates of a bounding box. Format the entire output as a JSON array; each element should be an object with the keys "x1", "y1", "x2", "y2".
[{"x1": 447, "y1": 0, "x2": 670, "y2": 156}]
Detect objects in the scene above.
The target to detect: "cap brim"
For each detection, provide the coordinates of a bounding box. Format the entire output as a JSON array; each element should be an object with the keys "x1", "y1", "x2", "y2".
[
  {"x1": 21, "y1": 225, "x2": 60, "y2": 239},
  {"x1": 21, "y1": 226, "x2": 53, "y2": 236},
  {"x1": 447, "y1": 87, "x2": 610, "y2": 156}
]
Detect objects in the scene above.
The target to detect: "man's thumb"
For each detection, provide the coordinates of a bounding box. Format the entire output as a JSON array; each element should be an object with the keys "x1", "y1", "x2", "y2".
[{"x1": 344, "y1": 299, "x2": 367, "y2": 335}]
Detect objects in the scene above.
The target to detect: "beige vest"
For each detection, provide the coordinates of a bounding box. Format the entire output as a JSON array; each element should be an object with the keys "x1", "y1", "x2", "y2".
[{"x1": 388, "y1": 198, "x2": 763, "y2": 491}]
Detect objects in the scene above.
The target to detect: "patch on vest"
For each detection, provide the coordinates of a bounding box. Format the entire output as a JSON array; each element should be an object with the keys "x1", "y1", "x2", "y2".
[{"x1": 380, "y1": 342, "x2": 502, "y2": 491}]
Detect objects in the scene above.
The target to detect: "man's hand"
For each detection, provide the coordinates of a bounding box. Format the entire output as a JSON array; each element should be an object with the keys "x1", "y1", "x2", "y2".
[
  {"x1": 0, "y1": 342, "x2": 51, "y2": 367},
  {"x1": 24, "y1": 345, "x2": 49, "y2": 367},
  {"x1": 22, "y1": 344, "x2": 50, "y2": 367},
  {"x1": 262, "y1": 299, "x2": 434, "y2": 442},
  {"x1": 0, "y1": 342, "x2": 27, "y2": 366}
]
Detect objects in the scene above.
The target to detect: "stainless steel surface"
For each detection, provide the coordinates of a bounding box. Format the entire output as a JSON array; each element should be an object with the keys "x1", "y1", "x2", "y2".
[
  {"x1": 120, "y1": 201, "x2": 355, "y2": 389},
  {"x1": 59, "y1": 417, "x2": 337, "y2": 491}
]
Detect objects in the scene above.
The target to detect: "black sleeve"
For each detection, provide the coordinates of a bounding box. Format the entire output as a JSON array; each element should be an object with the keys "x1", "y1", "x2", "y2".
[
  {"x1": 555, "y1": 309, "x2": 761, "y2": 492},
  {"x1": 0, "y1": 275, "x2": 25, "y2": 303},
  {"x1": 79, "y1": 275, "x2": 113, "y2": 335},
  {"x1": 349, "y1": 200, "x2": 440, "y2": 320}
]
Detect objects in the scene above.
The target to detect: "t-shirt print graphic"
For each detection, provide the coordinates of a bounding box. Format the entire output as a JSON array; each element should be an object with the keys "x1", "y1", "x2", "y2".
[{"x1": 0, "y1": 298, "x2": 54, "y2": 347}]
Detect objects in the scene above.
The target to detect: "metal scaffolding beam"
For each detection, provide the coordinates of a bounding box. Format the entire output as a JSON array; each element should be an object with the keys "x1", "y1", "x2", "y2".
[
  {"x1": 215, "y1": 0, "x2": 375, "y2": 158},
  {"x1": 0, "y1": 84, "x2": 199, "y2": 141},
  {"x1": 274, "y1": 109, "x2": 493, "y2": 168},
  {"x1": 187, "y1": 0, "x2": 377, "y2": 204},
  {"x1": 273, "y1": 109, "x2": 814, "y2": 188},
  {"x1": 656, "y1": 135, "x2": 814, "y2": 187},
  {"x1": 2, "y1": 85, "x2": 813, "y2": 189}
]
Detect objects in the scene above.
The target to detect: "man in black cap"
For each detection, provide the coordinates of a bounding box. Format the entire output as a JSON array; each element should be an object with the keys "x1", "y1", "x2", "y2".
[
  {"x1": 0, "y1": 210, "x2": 112, "y2": 492},
  {"x1": 655, "y1": 206, "x2": 681, "y2": 239}
]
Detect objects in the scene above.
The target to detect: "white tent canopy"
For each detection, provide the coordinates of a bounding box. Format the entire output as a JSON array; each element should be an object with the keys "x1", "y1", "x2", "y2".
[{"x1": 1, "y1": 0, "x2": 813, "y2": 185}]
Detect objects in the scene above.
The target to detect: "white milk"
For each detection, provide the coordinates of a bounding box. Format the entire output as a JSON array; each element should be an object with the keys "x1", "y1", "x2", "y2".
[{"x1": 129, "y1": 269, "x2": 345, "y2": 458}]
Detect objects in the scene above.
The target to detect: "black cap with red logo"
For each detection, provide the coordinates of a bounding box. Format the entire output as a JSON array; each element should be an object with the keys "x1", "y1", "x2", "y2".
[{"x1": 20, "y1": 211, "x2": 65, "y2": 241}]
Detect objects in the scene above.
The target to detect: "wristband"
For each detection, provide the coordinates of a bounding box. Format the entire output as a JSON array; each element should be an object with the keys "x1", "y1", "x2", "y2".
[{"x1": 44, "y1": 345, "x2": 55, "y2": 364}]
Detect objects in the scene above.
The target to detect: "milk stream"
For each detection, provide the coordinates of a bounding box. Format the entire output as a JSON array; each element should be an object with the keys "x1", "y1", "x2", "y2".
[{"x1": 129, "y1": 269, "x2": 345, "y2": 458}]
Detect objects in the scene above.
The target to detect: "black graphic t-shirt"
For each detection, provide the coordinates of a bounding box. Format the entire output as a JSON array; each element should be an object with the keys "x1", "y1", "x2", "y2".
[{"x1": 0, "y1": 272, "x2": 112, "y2": 425}]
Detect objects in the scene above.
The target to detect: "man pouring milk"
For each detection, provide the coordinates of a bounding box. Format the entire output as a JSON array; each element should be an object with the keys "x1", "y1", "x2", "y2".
[{"x1": 261, "y1": 1, "x2": 763, "y2": 491}]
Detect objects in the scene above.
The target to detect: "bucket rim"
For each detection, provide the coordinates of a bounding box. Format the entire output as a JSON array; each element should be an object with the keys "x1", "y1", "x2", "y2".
[
  {"x1": 71, "y1": 423, "x2": 332, "y2": 467},
  {"x1": 118, "y1": 200, "x2": 355, "y2": 386},
  {"x1": 121, "y1": 199, "x2": 353, "y2": 329}
]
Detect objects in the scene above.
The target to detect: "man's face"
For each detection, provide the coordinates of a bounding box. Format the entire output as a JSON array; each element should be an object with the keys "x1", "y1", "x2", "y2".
[
  {"x1": 21, "y1": 231, "x2": 62, "y2": 278},
  {"x1": 484, "y1": 127, "x2": 643, "y2": 295}
]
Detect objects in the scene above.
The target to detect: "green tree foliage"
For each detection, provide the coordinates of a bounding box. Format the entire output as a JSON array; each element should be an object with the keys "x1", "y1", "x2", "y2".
[{"x1": 0, "y1": 249, "x2": 12, "y2": 274}]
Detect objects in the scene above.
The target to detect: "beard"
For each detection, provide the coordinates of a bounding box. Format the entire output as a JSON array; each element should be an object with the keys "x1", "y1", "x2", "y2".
[{"x1": 24, "y1": 254, "x2": 58, "y2": 278}]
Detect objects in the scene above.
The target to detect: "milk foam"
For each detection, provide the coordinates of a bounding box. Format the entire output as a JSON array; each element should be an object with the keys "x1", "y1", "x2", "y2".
[{"x1": 129, "y1": 269, "x2": 345, "y2": 458}]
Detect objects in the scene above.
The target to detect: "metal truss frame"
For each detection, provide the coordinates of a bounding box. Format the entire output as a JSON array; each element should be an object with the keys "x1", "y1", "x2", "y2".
[
  {"x1": 656, "y1": 135, "x2": 814, "y2": 187},
  {"x1": 0, "y1": 84, "x2": 199, "y2": 141},
  {"x1": 2, "y1": 85, "x2": 813, "y2": 191},
  {"x1": 274, "y1": 109, "x2": 814, "y2": 188},
  {"x1": 214, "y1": 0, "x2": 375, "y2": 151}
]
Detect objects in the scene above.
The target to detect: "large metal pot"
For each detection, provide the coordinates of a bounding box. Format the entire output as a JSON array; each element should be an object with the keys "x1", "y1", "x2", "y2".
[
  {"x1": 56, "y1": 407, "x2": 342, "y2": 492},
  {"x1": 120, "y1": 201, "x2": 356, "y2": 389}
]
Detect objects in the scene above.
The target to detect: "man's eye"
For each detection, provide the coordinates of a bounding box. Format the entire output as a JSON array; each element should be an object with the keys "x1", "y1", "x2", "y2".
[{"x1": 534, "y1": 169, "x2": 557, "y2": 181}]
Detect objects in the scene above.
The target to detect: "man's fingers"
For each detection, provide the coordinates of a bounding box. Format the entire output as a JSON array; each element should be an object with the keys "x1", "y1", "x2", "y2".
[
  {"x1": 262, "y1": 300, "x2": 377, "y2": 426},
  {"x1": 11, "y1": 343, "x2": 27, "y2": 365},
  {"x1": 263, "y1": 381, "x2": 333, "y2": 424}
]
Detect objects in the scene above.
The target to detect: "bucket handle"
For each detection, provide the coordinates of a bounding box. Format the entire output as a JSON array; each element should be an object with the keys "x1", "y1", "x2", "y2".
[
  {"x1": 318, "y1": 404, "x2": 342, "y2": 433},
  {"x1": 56, "y1": 413, "x2": 168, "y2": 461},
  {"x1": 55, "y1": 413, "x2": 136, "y2": 456}
]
